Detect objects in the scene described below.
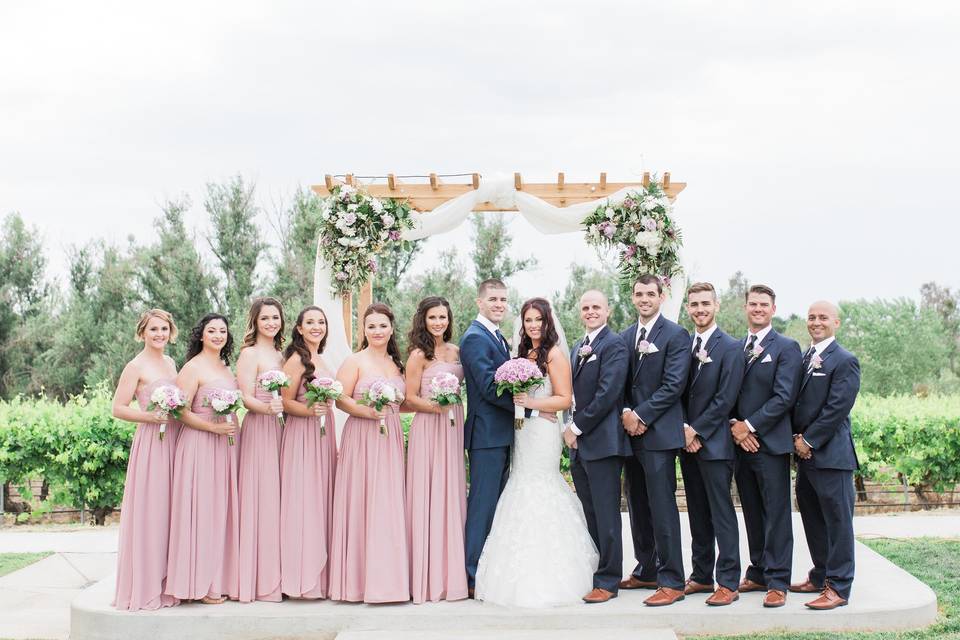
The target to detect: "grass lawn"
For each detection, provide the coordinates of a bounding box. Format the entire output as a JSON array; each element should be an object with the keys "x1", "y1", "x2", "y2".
[
  {"x1": 691, "y1": 537, "x2": 960, "y2": 640},
  {"x1": 0, "y1": 551, "x2": 52, "y2": 577}
]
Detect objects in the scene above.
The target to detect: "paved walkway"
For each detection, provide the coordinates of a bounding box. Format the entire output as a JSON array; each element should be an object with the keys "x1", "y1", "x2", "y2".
[{"x1": 0, "y1": 511, "x2": 956, "y2": 639}]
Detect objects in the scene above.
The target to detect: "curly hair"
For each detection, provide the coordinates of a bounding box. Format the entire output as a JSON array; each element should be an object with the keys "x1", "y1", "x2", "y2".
[
  {"x1": 283, "y1": 306, "x2": 328, "y2": 382},
  {"x1": 360, "y1": 303, "x2": 404, "y2": 373},
  {"x1": 517, "y1": 297, "x2": 559, "y2": 375},
  {"x1": 185, "y1": 313, "x2": 235, "y2": 365},
  {"x1": 407, "y1": 296, "x2": 453, "y2": 361},
  {"x1": 242, "y1": 297, "x2": 285, "y2": 351}
]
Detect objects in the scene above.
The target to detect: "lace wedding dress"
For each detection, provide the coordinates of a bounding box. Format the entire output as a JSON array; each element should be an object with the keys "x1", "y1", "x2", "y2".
[{"x1": 474, "y1": 376, "x2": 599, "y2": 607}]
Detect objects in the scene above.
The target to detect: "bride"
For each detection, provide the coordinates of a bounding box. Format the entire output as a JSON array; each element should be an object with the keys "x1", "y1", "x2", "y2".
[{"x1": 474, "y1": 297, "x2": 599, "y2": 607}]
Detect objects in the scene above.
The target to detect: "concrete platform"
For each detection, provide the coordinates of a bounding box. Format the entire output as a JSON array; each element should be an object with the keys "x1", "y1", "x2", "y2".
[{"x1": 70, "y1": 515, "x2": 937, "y2": 640}]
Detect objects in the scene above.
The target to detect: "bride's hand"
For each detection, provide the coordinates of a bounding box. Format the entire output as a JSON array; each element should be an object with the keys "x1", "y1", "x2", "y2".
[{"x1": 513, "y1": 392, "x2": 529, "y2": 408}]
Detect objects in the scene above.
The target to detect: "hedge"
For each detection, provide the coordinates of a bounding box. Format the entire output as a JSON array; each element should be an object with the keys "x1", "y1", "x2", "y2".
[{"x1": 0, "y1": 391, "x2": 957, "y2": 524}]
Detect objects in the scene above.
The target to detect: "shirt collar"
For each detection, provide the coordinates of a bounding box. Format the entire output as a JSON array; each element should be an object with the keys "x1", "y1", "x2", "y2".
[
  {"x1": 694, "y1": 323, "x2": 718, "y2": 346},
  {"x1": 475, "y1": 313, "x2": 500, "y2": 338},
  {"x1": 811, "y1": 335, "x2": 836, "y2": 356},
  {"x1": 746, "y1": 324, "x2": 773, "y2": 344},
  {"x1": 637, "y1": 313, "x2": 661, "y2": 336},
  {"x1": 585, "y1": 324, "x2": 607, "y2": 343}
]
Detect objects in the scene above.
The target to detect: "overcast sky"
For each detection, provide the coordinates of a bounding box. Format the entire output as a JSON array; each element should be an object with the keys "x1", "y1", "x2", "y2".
[{"x1": 3, "y1": 1, "x2": 958, "y2": 317}]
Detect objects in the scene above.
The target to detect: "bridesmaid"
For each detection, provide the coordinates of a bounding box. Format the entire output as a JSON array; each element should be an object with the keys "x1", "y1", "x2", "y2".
[
  {"x1": 236, "y1": 297, "x2": 285, "y2": 603},
  {"x1": 165, "y1": 313, "x2": 241, "y2": 604},
  {"x1": 112, "y1": 309, "x2": 180, "y2": 611},
  {"x1": 404, "y1": 297, "x2": 468, "y2": 603},
  {"x1": 329, "y1": 303, "x2": 410, "y2": 603},
  {"x1": 279, "y1": 306, "x2": 337, "y2": 599}
]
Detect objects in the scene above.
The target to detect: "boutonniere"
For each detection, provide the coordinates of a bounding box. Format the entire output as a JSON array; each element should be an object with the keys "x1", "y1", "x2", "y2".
[
  {"x1": 637, "y1": 340, "x2": 659, "y2": 356},
  {"x1": 695, "y1": 348, "x2": 712, "y2": 365},
  {"x1": 747, "y1": 344, "x2": 764, "y2": 364},
  {"x1": 578, "y1": 345, "x2": 593, "y2": 360},
  {"x1": 809, "y1": 353, "x2": 822, "y2": 372}
]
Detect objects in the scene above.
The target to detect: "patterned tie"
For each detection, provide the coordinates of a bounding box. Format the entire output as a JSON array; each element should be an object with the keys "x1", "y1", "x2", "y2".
[
  {"x1": 803, "y1": 345, "x2": 816, "y2": 370},
  {"x1": 691, "y1": 335, "x2": 703, "y2": 368},
  {"x1": 636, "y1": 327, "x2": 648, "y2": 356},
  {"x1": 744, "y1": 334, "x2": 757, "y2": 357}
]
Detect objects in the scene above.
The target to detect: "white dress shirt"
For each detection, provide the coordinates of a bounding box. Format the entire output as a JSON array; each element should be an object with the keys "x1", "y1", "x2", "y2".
[
  {"x1": 568, "y1": 325, "x2": 607, "y2": 436},
  {"x1": 475, "y1": 313, "x2": 504, "y2": 343}
]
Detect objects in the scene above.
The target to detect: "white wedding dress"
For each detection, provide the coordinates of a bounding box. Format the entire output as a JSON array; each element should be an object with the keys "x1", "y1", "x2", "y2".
[{"x1": 474, "y1": 377, "x2": 599, "y2": 607}]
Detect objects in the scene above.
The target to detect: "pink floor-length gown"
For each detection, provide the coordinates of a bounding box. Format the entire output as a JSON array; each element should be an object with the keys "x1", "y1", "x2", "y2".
[
  {"x1": 406, "y1": 362, "x2": 469, "y2": 603},
  {"x1": 279, "y1": 374, "x2": 337, "y2": 598},
  {"x1": 165, "y1": 379, "x2": 241, "y2": 601},
  {"x1": 113, "y1": 379, "x2": 180, "y2": 611},
  {"x1": 329, "y1": 376, "x2": 410, "y2": 603},
  {"x1": 238, "y1": 385, "x2": 283, "y2": 602}
]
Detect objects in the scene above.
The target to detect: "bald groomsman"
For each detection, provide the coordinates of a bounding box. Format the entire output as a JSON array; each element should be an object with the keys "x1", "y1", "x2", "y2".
[
  {"x1": 790, "y1": 301, "x2": 861, "y2": 610},
  {"x1": 679, "y1": 282, "x2": 745, "y2": 606},
  {"x1": 731, "y1": 284, "x2": 802, "y2": 608}
]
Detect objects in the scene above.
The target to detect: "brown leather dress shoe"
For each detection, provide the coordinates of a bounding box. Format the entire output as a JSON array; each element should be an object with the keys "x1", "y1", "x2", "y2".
[
  {"x1": 763, "y1": 589, "x2": 786, "y2": 608},
  {"x1": 705, "y1": 586, "x2": 740, "y2": 606},
  {"x1": 789, "y1": 579, "x2": 820, "y2": 593},
  {"x1": 805, "y1": 586, "x2": 848, "y2": 610},
  {"x1": 467, "y1": 587, "x2": 475, "y2": 599},
  {"x1": 738, "y1": 578, "x2": 766, "y2": 593},
  {"x1": 620, "y1": 576, "x2": 658, "y2": 590},
  {"x1": 582, "y1": 588, "x2": 617, "y2": 603},
  {"x1": 643, "y1": 587, "x2": 685, "y2": 606},
  {"x1": 684, "y1": 580, "x2": 715, "y2": 595}
]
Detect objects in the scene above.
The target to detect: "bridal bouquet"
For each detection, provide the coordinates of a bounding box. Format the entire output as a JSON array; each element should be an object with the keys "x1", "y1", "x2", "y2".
[
  {"x1": 304, "y1": 376, "x2": 343, "y2": 436},
  {"x1": 359, "y1": 380, "x2": 403, "y2": 436},
  {"x1": 428, "y1": 372, "x2": 463, "y2": 427},
  {"x1": 257, "y1": 369, "x2": 290, "y2": 428},
  {"x1": 147, "y1": 385, "x2": 186, "y2": 441},
  {"x1": 494, "y1": 358, "x2": 545, "y2": 430},
  {"x1": 204, "y1": 389, "x2": 244, "y2": 445}
]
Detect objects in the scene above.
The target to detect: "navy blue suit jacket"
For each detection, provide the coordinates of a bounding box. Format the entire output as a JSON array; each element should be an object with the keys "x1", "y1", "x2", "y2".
[
  {"x1": 733, "y1": 328, "x2": 802, "y2": 456},
  {"x1": 792, "y1": 341, "x2": 861, "y2": 471},
  {"x1": 621, "y1": 315, "x2": 691, "y2": 451},
  {"x1": 570, "y1": 326, "x2": 631, "y2": 461},
  {"x1": 460, "y1": 320, "x2": 515, "y2": 450},
  {"x1": 683, "y1": 328, "x2": 745, "y2": 461}
]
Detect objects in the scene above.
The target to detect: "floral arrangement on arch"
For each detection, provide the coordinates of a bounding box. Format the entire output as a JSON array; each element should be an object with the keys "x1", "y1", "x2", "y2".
[
  {"x1": 582, "y1": 180, "x2": 683, "y2": 290},
  {"x1": 317, "y1": 184, "x2": 416, "y2": 296}
]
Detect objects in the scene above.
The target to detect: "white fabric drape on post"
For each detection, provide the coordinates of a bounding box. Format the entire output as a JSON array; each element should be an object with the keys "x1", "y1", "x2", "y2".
[{"x1": 313, "y1": 175, "x2": 686, "y2": 388}]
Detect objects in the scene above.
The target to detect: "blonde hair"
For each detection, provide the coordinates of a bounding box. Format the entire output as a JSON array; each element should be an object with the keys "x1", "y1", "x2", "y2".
[
  {"x1": 686, "y1": 282, "x2": 717, "y2": 299},
  {"x1": 135, "y1": 309, "x2": 178, "y2": 343}
]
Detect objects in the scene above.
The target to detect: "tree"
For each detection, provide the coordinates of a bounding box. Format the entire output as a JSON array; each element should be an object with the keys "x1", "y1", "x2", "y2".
[
  {"x1": 920, "y1": 281, "x2": 960, "y2": 375},
  {"x1": 552, "y1": 263, "x2": 632, "y2": 342},
  {"x1": 839, "y1": 298, "x2": 950, "y2": 396},
  {"x1": 469, "y1": 214, "x2": 537, "y2": 286},
  {"x1": 372, "y1": 239, "x2": 424, "y2": 307},
  {"x1": 267, "y1": 187, "x2": 324, "y2": 314},
  {"x1": 136, "y1": 197, "x2": 218, "y2": 363},
  {"x1": 204, "y1": 175, "x2": 265, "y2": 325}
]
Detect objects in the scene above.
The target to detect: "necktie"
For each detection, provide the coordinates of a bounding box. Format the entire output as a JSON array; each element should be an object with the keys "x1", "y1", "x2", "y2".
[
  {"x1": 744, "y1": 334, "x2": 757, "y2": 357},
  {"x1": 691, "y1": 335, "x2": 703, "y2": 367},
  {"x1": 495, "y1": 329, "x2": 509, "y2": 354},
  {"x1": 636, "y1": 327, "x2": 648, "y2": 355},
  {"x1": 692, "y1": 336, "x2": 702, "y2": 356},
  {"x1": 803, "y1": 345, "x2": 816, "y2": 369}
]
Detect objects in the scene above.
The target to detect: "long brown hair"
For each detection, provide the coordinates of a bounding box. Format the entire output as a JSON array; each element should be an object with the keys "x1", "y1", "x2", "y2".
[
  {"x1": 517, "y1": 297, "x2": 559, "y2": 375},
  {"x1": 283, "y1": 306, "x2": 328, "y2": 382},
  {"x1": 360, "y1": 303, "x2": 404, "y2": 373},
  {"x1": 407, "y1": 296, "x2": 453, "y2": 361},
  {"x1": 242, "y1": 297, "x2": 285, "y2": 350}
]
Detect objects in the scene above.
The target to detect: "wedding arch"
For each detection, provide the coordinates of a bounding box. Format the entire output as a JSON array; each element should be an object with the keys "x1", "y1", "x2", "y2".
[{"x1": 311, "y1": 171, "x2": 687, "y2": 373}]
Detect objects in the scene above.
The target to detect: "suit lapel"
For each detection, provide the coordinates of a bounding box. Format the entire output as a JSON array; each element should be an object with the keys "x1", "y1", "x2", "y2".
[
  {"x1": 800, "y1": 340, "x2": 838, "y2": 392},
  {"x1": 635, "y1": 316, "x2": 665, "y2": 379},
  {"x1": 745, "y1": 328, "x2": 776, "y2": 375},
  {"x1": 472, "y1": 320, "x2": 508, "y2": 358},
  {"x1": 575, "y1": 326, "x2": 608, "y2": 379}
]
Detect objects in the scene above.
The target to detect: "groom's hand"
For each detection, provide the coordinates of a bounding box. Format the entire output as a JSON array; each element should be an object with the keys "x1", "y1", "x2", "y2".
[{"x1": 562, "y1": 426, "x2": 578, "y2": 449}]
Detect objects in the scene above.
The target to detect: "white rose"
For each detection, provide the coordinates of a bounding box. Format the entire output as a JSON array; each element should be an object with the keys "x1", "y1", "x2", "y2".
[
  {"x1": 370, "y1": 198, "x2": 384, "y2": 213},
  {"x1": 347, "y1": 203, "x2": 359, "y2": 212},
  {"x1": 605, "y1": 207, "x2": 615, "y2": 219},
  {"x1": 382, "y1": 385, "x2": 396, "y2": 401},
  {"x1": 381, "y1": 214, "x2": 395, "y2": 227},
  {"x1": 211, "y1": 398, "x2": 228, "y2": 412},
  {"x1": 332, "y1": 381, "x2": 344, "y2": 393}
]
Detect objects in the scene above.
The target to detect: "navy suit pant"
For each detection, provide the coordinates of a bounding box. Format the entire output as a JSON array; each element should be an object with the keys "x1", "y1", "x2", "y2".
[
  {"x1": 465, "y1": 446, "x2": 510, "y2": 587},
  {"x1": 679, "y1": 453, "x2": 740, "y2": 591},
  {"x1": 735, "y1": 449, "x2": 793, "y2": 591},
  {"x1": 570, "y1": 454, "x2": 624, "y2": 593},
  {"x1": 796, "y1": 460, "x2": 856, "y2": 600}
]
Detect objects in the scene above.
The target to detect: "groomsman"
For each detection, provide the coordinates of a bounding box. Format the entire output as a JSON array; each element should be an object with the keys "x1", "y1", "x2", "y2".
[
  {"x1": 620, "y1": 274, "x2": 691, "y2": 607},
  {"x1": 566, "y1": 290, "x2": 631, "y2": 603},
  {"x1": 731, "y1": 284, "x2": 802, "y2": 608},
  {"x1": 679, "y1": 282, "x2": 745, "y2": 606},
  {"x1": 790, "y1": 301, "x2": 861, "y2": 610}
]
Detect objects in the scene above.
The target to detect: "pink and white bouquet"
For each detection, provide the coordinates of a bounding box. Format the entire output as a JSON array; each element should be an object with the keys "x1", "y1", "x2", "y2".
[
  {"x1": 257, "y1": 369, "x2": 290, "y2": 428},
  {"x1": 147, "y1": 385, "x2": 186, "y2": 441},
  {"x1": 494, "y1": 358, "x2": 545, "y2": 430},
  {"x1": 359, "y1": 379, "x2": 403, "y2": 436},
  {"x1": 204, "y1": 388, "x2": 244, "y2": 445},
  {"x1": 304, "y1": 376, "x2": 344, "y2": 436},
  {"x1": 428, "y1": 372, "x2": 463, "y2": 427}
]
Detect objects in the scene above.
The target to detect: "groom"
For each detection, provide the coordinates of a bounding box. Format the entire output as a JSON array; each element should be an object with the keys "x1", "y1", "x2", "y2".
[
  {"x1": 566, "y1": 290, "x2": 631, "y2": 603},
  {"x1": 460, "y1": 278, "x2": 516, "y2": 596}
]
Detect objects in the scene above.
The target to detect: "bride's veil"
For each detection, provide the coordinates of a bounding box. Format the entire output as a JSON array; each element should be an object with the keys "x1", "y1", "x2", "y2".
[{"x1": 510, "y1": 299, "x2": 571, "y2": 426}]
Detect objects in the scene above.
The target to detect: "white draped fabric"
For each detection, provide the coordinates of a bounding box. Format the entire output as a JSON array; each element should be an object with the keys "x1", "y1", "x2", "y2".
[{"x1": 313, "y1": 175, "x2": 687, "y2": 398}]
